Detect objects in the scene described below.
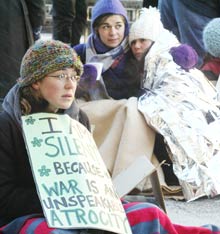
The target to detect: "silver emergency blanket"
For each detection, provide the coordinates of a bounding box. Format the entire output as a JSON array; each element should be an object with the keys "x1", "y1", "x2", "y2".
[{"x1": 138, "y1": 43, "x2": 220, "y2": 201}]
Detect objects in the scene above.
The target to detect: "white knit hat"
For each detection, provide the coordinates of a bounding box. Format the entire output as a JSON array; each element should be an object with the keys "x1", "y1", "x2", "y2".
[
  {"x1": 129, "y1": 7, "x2": 164, "y2": 45},
  {"x1": 203, "y1": 18, "x2": 220, "y2": 58}
]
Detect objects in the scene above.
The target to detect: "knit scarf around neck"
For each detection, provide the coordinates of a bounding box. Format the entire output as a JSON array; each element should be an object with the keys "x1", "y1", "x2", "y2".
[{"x1": 85, "y1": 34, "x2": 129, "y2": 72}]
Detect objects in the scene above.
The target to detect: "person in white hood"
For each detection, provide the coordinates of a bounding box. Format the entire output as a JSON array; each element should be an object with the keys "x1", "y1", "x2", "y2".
[
  {"x1": 129, "y1": 7, "x2": 220, "y2": 201},
  {"x1": 128, "y1": 7, "x2": 200, "y2": 186},
  {"x1": 129, "y1": 7, "x2": 198, "y2": 71}
]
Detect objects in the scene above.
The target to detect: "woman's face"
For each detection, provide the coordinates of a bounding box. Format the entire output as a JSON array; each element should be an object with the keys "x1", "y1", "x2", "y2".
[
  {"x1": 130, "y1": 39, "x2": 153, "y2": 61},
  {"x1": 32, "y1": 68, "x2": 79, "y2": 113},
  {"x1": 97, "y1": 15, "x2": 125, "y2": 48}
]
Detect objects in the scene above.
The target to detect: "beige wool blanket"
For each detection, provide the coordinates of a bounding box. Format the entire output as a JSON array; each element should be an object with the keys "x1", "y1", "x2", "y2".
[{"x1": 78, "y1": 97, "x2": 171, "y2": 192}]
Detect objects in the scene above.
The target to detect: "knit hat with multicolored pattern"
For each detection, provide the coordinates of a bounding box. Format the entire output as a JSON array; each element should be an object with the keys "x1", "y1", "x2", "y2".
[{"x1": 18, "y1": 40, "x2": 83, "y2": 87}]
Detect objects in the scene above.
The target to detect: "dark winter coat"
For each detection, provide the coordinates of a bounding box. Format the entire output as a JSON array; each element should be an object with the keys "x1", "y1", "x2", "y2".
[
  {"x1": 181, "y1": 0, "x2": 220, "y2": 18},
  {"x1": 52, "y1": 0, "x2": 87, "y2": 46},
  {"x1": 0, "y1": 0, "x2": 46, "y2": 100},
  {"x1": 0, "y1": 85, "x2": 90, "y2": 225}
]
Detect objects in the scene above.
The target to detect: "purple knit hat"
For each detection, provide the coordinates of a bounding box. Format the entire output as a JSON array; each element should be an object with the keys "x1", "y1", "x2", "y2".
[
  {"x1": 91, "y1": 0, "x2": 129, "y2": 36},
  {"x1": 170, "y1": 44, "x2": 198, "y2": 71}
]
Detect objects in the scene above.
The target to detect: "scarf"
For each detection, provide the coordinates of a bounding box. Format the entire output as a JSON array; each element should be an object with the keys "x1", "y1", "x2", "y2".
[{"x1": 85, "y1": 34, "x2": 129, "y2": 72}]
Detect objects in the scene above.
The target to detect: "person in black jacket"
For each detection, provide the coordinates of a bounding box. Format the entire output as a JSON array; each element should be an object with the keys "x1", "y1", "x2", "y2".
[
  {"x1": 52, "y1": 0, "x2": 87, "y2": 46},
  {"x1": 158, "y1": 0, "x2": 220, "y2": 67},
  {"x1": 0, "y1": 39, "x2": 91, "y2": 228},
  {"x1": 0, "y1": 0, "x2": 46, "y2": 109}
]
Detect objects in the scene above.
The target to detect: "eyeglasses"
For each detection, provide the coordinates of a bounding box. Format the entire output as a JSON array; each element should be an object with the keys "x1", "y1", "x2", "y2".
[{"x1": 49, "y1": 73, "x2": 80, "y2": 82}]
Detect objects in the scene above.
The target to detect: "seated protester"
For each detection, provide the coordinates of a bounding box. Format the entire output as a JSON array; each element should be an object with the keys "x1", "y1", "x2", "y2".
[
  {"x1": 201, "y1": 18, "x2": 220, "y2": 84},
  {"x1": 129, "y1": 7, "x2": 198, "y2": 93},
  {"x1": 1, "y1": 39, "x2": 219, "y2": 234},
  {"x1": 129, "y1": 7, "x2": 220, "y2": 201},
  {"x1": 74, "y1": 0, "x2": 141, "y2": 100},
  {"x1": 128, "y1": 7, "x2": 198, "y2": 186},
  {"x1": 0, "y1": 39, "x2": 88, "y2": 226}
]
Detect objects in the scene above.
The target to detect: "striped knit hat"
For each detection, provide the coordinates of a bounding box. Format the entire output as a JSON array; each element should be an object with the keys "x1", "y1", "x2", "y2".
[{"x1": 18, "y1": 40, "x2": 83, "y2": 87}]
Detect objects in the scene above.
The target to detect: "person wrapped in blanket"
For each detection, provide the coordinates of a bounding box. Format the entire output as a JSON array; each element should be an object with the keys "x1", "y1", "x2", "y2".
[
  {"x1": 128, "y1": 6, "x2": 199, "y2": 187},
  {"x1": 130, "y1": 7, "x2": 220, "y2": 200},
  {"x1": 0, "y1": 39, "x2": 219, "y2": 234}
]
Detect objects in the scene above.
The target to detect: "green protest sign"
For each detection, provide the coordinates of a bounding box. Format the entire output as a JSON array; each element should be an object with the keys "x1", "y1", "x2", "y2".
[{"x1": 22, "y1": 113, "x2": 132, "y2": 234}]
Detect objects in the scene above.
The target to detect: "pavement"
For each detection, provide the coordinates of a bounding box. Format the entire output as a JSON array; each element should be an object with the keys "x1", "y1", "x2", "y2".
[
  {"x1": 125, "y1": 195, "x2": 220, "y2": 227},
  {"x1": 165, "y1": 196, "x2": 220, "y2": 226}
]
